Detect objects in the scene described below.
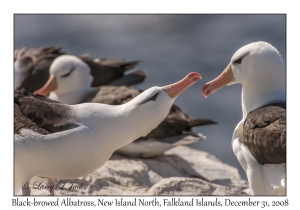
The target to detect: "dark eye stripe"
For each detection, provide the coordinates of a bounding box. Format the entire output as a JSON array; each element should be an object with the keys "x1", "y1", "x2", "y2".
[
  {"x1": 150, "y1": 93, "x2": 157, "y2": 101},
  {"x1": 139, "y1": 92, "x2": 159, "y2": 105},
  {"x1": 234, "y1": 52, "x2": 249, "y2": 65},
  {"x1": 235, "y1": 58, "x2": 242, "y2": 64},
  {"x1": 61, "y1": 67, "x2": 75, "y2": 78}
]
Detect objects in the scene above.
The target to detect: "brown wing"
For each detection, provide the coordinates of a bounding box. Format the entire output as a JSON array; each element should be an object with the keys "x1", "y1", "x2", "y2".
[
  {"x1": 90, "y1": 85, "x2": 142, "y2": 104},
  {"x1": 14, "y1": 103, "x2": 50, "y2": 135},
  {"x1": 79, "y1": 55, "x2": 141, "y2": 87},
  {"x1": 142, "y1": 104, "x2": 217, "y2": 140},
  {"x1": 108, "y1": 70, "x2": 146, "y2": 86},
  {"x1": 243, "y1": 102, "x2": 286, "y2": 165},
  {"x1": 14, "y1": 88, "x2": 79, "y2": 135}
]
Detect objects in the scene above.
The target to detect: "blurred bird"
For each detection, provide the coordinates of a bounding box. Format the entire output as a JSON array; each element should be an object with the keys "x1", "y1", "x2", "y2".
[{"x1": 14, "y1": 46, "x2": 145, "y2": 92}]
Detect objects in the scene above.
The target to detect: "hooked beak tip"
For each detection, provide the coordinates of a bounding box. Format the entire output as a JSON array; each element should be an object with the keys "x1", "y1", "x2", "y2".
[
  {"x1": 162, "y1": 72, "x2": 202, "y2": 98},
  {"x1": 188, "y1": 72, "x2": 202, "y2": 80},
  {"x1": 202, "y1": 83, "x2": 211, "y2": 98}
]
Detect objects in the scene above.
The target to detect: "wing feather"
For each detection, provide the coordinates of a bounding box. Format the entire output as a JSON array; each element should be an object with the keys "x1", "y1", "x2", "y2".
[{"x1": 243, "y1": 102, "x2": 286, "y2": 165}]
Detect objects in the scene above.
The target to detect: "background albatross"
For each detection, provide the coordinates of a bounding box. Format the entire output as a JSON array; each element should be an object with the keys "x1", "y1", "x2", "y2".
[
  {"x1": 15, "y1": 72, "x2": 201, "y2": 196},
  {"x1": 14, "y1": 46, "x2": 145, "y2": 92},
  {"x1": 202, "y1": 41, "x2": 286, "y2": 195}
]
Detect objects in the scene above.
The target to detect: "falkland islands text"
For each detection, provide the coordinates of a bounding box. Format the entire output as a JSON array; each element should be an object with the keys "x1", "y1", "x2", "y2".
[{"x1": 12, "y1": 197, "x2": 289, "y2": 208}]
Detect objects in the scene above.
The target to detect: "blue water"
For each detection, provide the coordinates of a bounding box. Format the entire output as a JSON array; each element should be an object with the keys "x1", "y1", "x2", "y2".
[{"x1": 14, "y1": 14, "x2": 286, "y2": 180}]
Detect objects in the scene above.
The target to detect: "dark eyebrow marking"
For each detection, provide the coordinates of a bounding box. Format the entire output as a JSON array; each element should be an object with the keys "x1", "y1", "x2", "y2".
[
  {"x1": 235, "y1": 51, "x2": 250, "y2": 63},
  {"x1": 139, "y1": 92, "x2": 159, "y2": 105},
  {"x1": 61, "y1": 67, "x2": 75, "y2": 78}
]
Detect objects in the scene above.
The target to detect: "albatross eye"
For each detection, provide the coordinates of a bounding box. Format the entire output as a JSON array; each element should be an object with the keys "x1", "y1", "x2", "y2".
[
  {"x1": 61, "y1": 67, "x2": 75, "y2": 78},
  {"x1": 150, "y1": 93, "x2": 158, "y2": 101},
  {"x1": 235, "y1": 58, "x2": 242, "y2": 64},
  {"x1": 139, "y1": 92, "x2": 159, "y2": 105}
]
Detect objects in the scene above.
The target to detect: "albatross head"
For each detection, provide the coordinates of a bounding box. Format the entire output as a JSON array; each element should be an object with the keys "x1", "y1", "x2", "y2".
[
  {"x1": 34, "y1": 55, "x2": 93, "y2": 102},
  {"x1": 202, "y1": 41, "x2": 285, "y2": 114}
]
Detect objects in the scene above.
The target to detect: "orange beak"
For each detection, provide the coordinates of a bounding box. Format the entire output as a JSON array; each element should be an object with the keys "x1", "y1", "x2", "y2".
[
  {"x1": 34, "y1": 74, "x2": 57, "y2": 96},
  {"x1": 202, "y1": 64, "x2": 234, "y2": 98},
  {"x1": 162, "y1": 72, "x2": 202, "y2": 98}
]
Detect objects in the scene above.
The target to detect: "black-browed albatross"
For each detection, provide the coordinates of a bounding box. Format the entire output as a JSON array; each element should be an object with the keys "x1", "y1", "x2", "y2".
[
  {"x1": 202, "y1": 41, "x2": 286, "y2": 195},
  {"x1": 34, "y1": 55, "x2": 217, "y2": 157},
  {"x1": 14, "y1": 46, "x2": 145, "y2": 92},
  {"x1": 15, "y1": 72, "x2": 201, "y2": 196}
]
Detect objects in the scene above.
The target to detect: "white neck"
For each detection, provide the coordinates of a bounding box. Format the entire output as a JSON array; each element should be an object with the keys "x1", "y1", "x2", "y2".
[
  {"x1": 49, "y1": 87, "x2": 96, "y2": 105},
  {"x1": 241, "y1": 83, "x2": 285, "y2": 118},
  {"x1": 235, "y1": 42, "x2": 286, "y2": 118}
]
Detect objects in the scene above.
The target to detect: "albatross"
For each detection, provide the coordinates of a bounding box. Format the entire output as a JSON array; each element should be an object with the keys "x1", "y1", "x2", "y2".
[
  {"x1": 202, "y1": 41, "x2": 286, "y2": 195},
  {"x1": 14, "y1": 46, "x2": 145, "y2": 92},
  {"x1": 34, "y1": 55, "x2": 217, "y2": 157},
  {"x1": 15, "y1": 72, "x2": 201, "y2": 196}
]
